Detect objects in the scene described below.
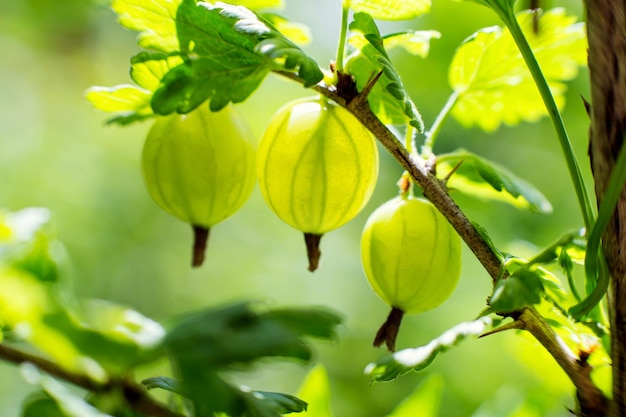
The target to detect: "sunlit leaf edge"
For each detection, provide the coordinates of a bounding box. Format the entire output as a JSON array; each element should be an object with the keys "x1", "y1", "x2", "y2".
[{"x1": 365, "y1": 316, "x2": 493, "y2": 382}]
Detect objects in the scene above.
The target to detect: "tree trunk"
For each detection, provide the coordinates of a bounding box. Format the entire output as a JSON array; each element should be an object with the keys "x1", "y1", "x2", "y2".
[{"x1": 586, "y1": 0, "x2": 626, "y2": 414}]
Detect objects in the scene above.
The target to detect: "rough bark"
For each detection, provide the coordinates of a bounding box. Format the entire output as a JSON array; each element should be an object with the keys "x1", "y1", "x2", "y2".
[{"x1": 586, "y1": 0, "x2": 626, "y2": 414}]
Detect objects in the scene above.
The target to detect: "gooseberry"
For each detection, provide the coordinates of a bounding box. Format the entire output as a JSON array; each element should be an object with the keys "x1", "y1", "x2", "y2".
[
  {"x1": 257, "y1": 96, "x2": 379, "y2": 271},
  {"x1": 360, "y1": 195, "x2": 462, "y2": 350},
  {"x1": 142, "y1": 104, "x2": 256, "y2": 267}
]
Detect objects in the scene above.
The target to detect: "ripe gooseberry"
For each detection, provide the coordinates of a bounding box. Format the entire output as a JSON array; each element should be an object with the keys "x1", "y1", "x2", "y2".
[
  {"x1": 257, "y1": 96, "x2": 379, "y2": 271},
  {"x1": 360, "y1": 195, "x2": 462, "y2": 351},
  {"x1": 142, "y1": 104, "x2": 256, "y2": 267}
]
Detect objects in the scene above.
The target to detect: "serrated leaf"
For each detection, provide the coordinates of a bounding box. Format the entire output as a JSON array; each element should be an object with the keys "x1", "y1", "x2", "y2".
[
  {"x1": 346, "y1": 12, "x2": 428, "y2": 131},
  {"x1": 112, "y1": 0, "x2": 181, "y2": 52},
  {"x1": 438, "y1": 150, "x2": 553, "y2": 213},
  {"x1": 85, "y1": 85, "x2": 151, "y2": 113},
  {"x1": 386, "y1": 374, "x2": 443, "y2": 417},
  {"x1": 85, "y1": 85, "x2": 153, "y2": 124},
  {"x1": 348, "y1": 0, "x2": 431, "y2": 20},
  {"x1": 296, "y1": 366, "x2": 332, "y2": 417},
  {"x1": 449, "y1": 8, "x2": 586, "y2": 131},
  {"x1": 365, "y1": 317, "x2": 493, "y2": 382},
  {"x1": 97, "y1": 0, "x2": 323, "y2": 121},
  {"x1": 86, "y1": 53, "x2": 184, "y2": 123},
  {"x1": 490, "y1": 269, "x2": 544, "y2": 313},
  {"x1": 169, "y1": 0, "x2": 323, "y2": 93},
  {"x1": 130, "y1": 52, "x2": 185, "y2": 90}
]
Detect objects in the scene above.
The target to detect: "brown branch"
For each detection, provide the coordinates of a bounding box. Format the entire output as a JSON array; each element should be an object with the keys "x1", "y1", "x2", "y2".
[
  {"x1": 586, "y1": 0, "x2": 626, "y2": 414},
  {"x1": 0, "y1": 343, "x2": 184, "y2": 417},
  {"x1": 517, "y1": 308, "x2": 608, "y2": 416}
]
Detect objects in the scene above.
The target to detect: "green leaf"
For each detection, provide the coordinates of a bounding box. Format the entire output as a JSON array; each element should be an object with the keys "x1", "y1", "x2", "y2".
[
  {"x1": 262, "y1": 13, "x2": 312, "y2": 46},
  {"x1": 296, "y1": 365, "x2": 332, "y2": 417},
  {"x1": 265, "y1": 308, "x2": 342, "y2": 340},
  {"x1": 143, "y1": 376, "x2": 180, "y2": 393},
  {"x1": 448, "y1": 8, "x2": 586, "y2": 132},
  {"x1": 346, "y1": 12, "x2": 430, "y2": 131},
  {"x1": 165, "y1": 303, "x2": 314, "y2": 366},
  {"x1": 86, "y1": 53, "x2": 184, "y2": 124},
  {"x1": 489, "y1": 269, "x2": 544, "y2": 313},
  {"x1": 84, "y1": 85, "x2": 153, "y2": 125},
  {"x1": 386, "y1": 374, "x2": 443, "y2": 417},
  {"x1": 22, "y1": 393, "x2": 65, "y2": 417},
  {"x1": 383, "y1": 31, "x2": 441, "y2": 57},
  {"x1": 252, "y1": 391, "x2": 308, "y2": 414},
  {"x1": 437, "y1": 150, "x2": 552, "y2": 213},
  {"x1": 130, "y1": 52, "x2": 186, "y2": 91},
  {"x1": 142, "y1": 376, "x2": 308, "y2": 414},
  {"x1": 163, "y1": 303, "x2": 338, "y2": 417},
  {"x1": 365, "y1": 317, "x2": 493, "y2": 382},
  {"x1": 347, "y1": 0, "x2": 431, "y2": 20},
  {"x1": 112, "y1": 0, "x2": 181, "y2": 52},
  {"x1": 97, "y1": 0, "x2": 323, "y2": 120},
  {"x1": 471, "y1": 221, "x2": 505, "y2": 264}
]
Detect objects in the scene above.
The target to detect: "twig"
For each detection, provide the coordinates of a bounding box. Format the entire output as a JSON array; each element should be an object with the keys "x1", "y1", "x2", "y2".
[
  {"x1": 517, "y1": 308, "x2": 608, "y2": 416},
  {"x1": 0, "y1": 343, "x2": 185, "y2": 417}
]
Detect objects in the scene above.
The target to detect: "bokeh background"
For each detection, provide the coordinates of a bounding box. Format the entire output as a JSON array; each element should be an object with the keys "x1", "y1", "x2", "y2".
[{"x1": 0, "y1": 0, "x2": 592, "y2": 415}]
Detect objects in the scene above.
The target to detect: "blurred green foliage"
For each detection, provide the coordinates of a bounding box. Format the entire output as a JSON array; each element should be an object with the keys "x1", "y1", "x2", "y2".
[{"x1": 0, "y1": 0, "x2": 590, "y2": 415}]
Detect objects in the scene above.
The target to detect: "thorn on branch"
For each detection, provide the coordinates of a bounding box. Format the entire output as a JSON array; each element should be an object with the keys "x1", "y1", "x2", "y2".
[
  {"x1": 479, "y1": 320, "x2": 523, "y2": 338},
  {"x1": 442, "y1": 159, "x2": 464, "y2": 185},
  {"x1": 357, "y1": 71, "x2": 383, "y2": 104}
]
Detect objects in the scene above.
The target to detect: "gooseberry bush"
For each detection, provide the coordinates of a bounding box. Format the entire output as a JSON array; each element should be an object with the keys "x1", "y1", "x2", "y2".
[{"x1": 1, "y1": 0, "x2": 625, "y2": 416}]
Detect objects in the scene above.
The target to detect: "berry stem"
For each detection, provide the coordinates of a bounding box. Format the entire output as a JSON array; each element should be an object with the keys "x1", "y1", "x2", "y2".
[
  {"x1": 192, "y1": 224, "x2": 210, "y2": 267},
  {"x1": 334, "y1": 3, "x2": 351, "y2": 75},
  {"x1": 304, "y1": 233, "x2": 323, "y2": 272},
  {"x1": 373, "y1": 307, "x2": 405, "y2": 352}
]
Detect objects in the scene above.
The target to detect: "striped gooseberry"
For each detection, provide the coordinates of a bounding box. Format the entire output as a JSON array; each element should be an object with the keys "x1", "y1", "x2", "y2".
[
  {"x1": 142, "y1": 104, "x2": 256, "y2": 266},
  {"x1": 257, "y1": 96, "x2": 379, "y2": 271},
  {"x1": 360, "y1": 195, "x2": 462, "y2": 350}
]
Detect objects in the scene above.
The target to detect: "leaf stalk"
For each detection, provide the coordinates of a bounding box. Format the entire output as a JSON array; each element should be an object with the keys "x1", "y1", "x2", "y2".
[
  {"x1": 422, "y1": 90, "x2": 460, "y2": 157},
  {"x1": 495, "y1": 7, "x2": 595, "y2": 231}
]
